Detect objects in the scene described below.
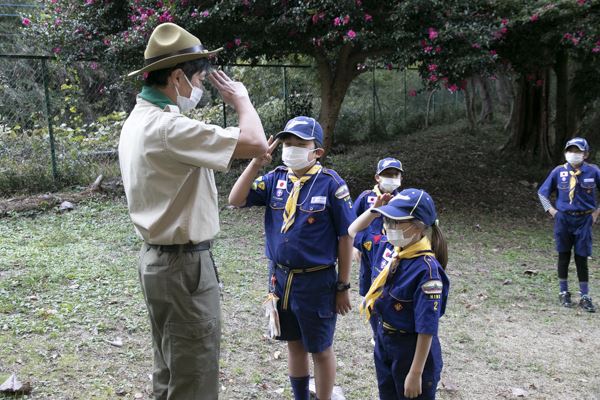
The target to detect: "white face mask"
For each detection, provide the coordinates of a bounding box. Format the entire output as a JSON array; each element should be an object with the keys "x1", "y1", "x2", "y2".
[
  {"x1": 282, "y1": 146, "x2": 316, "y2": 170},
  {"x1": 565, "y1": 152, "x2": 584, "y2": 166},
  {"x1": 379, "y1": 177, "x2": 401, "y2": 193},
  {"x1": 175, "y1": 74, "x2": 203, "y2": 112},
  {"x1": 386, "y1": 227, "x2": 415, "y2": 248}
]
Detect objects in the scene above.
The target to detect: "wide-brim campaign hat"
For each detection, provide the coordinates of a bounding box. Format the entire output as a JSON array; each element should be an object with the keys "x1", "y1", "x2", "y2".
[
  {"x1": 128, "y1": 22, "x2": 222, "y2": 77},
  {"x1": 371, "y1": 188, "x2": 437, "y2": 226},
  {"x1": 377, "y1": 157, "x2": 403, "y2": 174},
  {"x1": 564, "y1": 137, "x2": 589, "y2": 152},
  {"x1": 275, "y1": 116, "x2": 324, "y2": 147}
]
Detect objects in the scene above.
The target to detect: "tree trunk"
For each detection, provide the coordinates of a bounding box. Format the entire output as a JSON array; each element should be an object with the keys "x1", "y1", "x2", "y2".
[
  {"x1": 477, "y1": 75, "x2": 494, "y2": 123},
  {"x1": 502, "y1": 70, "x2": 553, "y2": 164},
  {"x1": 425, "y1": 89, "x2": 436, "y2": 128},
  {"x1": 495, "y1": 73, "x2": 513, "y2": 114},
  {"x1": 463, "y1": 77, "x2": 477, "y2": 131},
  {"x1": 554, "y1": 50, "x2": 570, "y2": 160}
]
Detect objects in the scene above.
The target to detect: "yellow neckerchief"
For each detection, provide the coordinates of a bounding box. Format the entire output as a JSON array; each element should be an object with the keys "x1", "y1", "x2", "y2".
[
  {"x1": 360, "y1": 236, "x2": 435, "y2": 321},
  {"x1": 281, "y1": 163, "x2": 323, "y2": 233},
  {"x1": 373, "y1": 184, "x2": 383, "y2": 197},
  {"x1": 567, "y1": 163, "x2": 582, "y2": 204}
]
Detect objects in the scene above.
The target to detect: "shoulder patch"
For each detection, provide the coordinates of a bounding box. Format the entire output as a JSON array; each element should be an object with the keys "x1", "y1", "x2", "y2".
[
  {"x1": 335, "y1": 184, "x2": 350, "y2": 199},
  {"x1": 252, "y1": 177, "x2": 266, "y2": 191},
  {"x1": 363, "y1": 241, "x2": 372, "y2": 251},
  {"x1": 421, "y1": 280, "x2": 443, "y2": 295}
]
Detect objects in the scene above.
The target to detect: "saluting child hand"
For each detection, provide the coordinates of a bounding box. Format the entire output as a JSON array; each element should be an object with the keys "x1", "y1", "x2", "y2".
[
  {"x1": 253, "y1": 136, "x2": 279, "y2": 167},
  {"x1": 374, "y1": 193, "x2": 393, "y2": 208}
]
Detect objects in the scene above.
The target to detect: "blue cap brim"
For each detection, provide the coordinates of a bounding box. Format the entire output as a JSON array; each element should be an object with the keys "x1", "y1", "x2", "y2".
[
  {"x1": 370, "y1": 205, "x2": 415, "y2": 220},
  {"x1": 274, "y1": 130, "x2": 322, "y2": 146},
  {"x1": 565, "y1": 144, "x2": 587, "y2": 151}
]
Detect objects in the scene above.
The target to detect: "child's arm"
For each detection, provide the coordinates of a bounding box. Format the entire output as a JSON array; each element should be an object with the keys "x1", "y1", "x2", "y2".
[
  {"x1": 404, "y1": 333, "x2": 433, "y2": 398},
  {"x1": 336, "y1": 235, "x2": 353, "y2": 315},
  {"x1": 229, "y1": 136, "x2": 279, "y2": 207},
  {"x1": 347, "y1": 193, "x2": 392, "y2": 238}
]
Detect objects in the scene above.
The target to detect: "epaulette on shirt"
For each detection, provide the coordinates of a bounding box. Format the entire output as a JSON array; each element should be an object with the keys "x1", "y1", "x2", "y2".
[
  {"x1": 322, "y1": 168, "x2": 351, "y2": 200},
  {"x1": 321, "y1": 168, "x2": 343, "y2": 185}
]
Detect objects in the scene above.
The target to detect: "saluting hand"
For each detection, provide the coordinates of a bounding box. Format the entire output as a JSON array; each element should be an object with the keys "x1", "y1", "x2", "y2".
[
  {"x1": 252, "y1": 136, "x2": 279, "y2": 167},
  {"x1": 336, "y1": 291, "x2": 352, "y2": 316},
  {"x1": 208, "y1": 70, "x2": 250, "y2": 108},
  {"x1": 374, "y1": 193, "x2": 393, "y2": 208}
]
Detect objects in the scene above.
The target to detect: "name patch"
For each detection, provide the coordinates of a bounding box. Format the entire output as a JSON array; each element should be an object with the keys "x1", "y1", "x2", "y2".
[
  {"x1": 584, "y1": 178, "x2": 594, "y2": 182},
  {"x1": 311, "y1": 196, "x2": 327, "y2": 205}
]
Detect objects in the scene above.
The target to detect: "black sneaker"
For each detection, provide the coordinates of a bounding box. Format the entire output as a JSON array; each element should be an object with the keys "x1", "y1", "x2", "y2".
[
  {"x1": 579, "y1": 295, "x2": 597, "y2": 313},
  {"x1": 559, "y1": 291, "x2": 573, "y2": 308}
]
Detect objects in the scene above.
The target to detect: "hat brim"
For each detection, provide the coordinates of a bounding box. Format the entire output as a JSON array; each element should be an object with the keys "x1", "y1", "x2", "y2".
[
  {"x1": 275, "y1": 130, "x2": 321, "y2": 144},
  {"x1": 564, "y1": 144, "x2": 587, "y2": 152},
  {"x1": 127, "y1": 48, "x2": 222, "y2": 77},
  {"x1": 370, "y1": 205, "x2": 414, "y2": 220},
  {"x1": 377, "y1": 166, "x2": 404, "y2": 174}
]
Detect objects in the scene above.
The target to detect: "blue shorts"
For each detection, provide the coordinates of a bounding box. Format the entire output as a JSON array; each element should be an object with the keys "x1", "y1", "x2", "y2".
[
  {"x1": 273, "y1": 265, "x2": 337, "y2": 354},
  {"x1": 374, "y1": 322, "x2": 442, "y2": 400},
  {"x1": 554, "y1": 212, "x2": 593, "y2": 257}
]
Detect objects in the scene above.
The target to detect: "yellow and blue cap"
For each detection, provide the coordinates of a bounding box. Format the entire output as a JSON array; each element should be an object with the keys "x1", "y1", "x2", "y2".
[
  {"x1": 371, "y1": 188, "x2": 437, "y2": 226},
  {"x1": 564, "y1": 137, "x2": 589, "y2": 152},
  {"x1": 275, "y1": 116, "x2": 323, "y2": 148},
  {"x1": 376, "y1": 157, "x2": 403, "y2": 174}
]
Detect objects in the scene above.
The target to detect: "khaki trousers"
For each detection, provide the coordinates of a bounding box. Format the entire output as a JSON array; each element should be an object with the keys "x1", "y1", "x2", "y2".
[{"x1": 138, "y1": 244, "x2": 221, "y2": 400}]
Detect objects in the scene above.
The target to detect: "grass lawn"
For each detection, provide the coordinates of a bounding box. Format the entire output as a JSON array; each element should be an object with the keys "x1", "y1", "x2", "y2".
[{"x1": 1, "y1": 122, "x2": 599, "y2": 399}]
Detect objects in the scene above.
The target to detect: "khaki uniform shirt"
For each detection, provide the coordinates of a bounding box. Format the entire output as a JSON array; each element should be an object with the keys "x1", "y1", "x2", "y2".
[{"x1": 119, "y1": 95, "x2": 239, "y2": 244}]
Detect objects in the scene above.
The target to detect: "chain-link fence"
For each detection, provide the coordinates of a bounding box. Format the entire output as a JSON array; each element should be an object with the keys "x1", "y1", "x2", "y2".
[{"x1": 0, "y1": 53, "x2": 465, "y2": 196}]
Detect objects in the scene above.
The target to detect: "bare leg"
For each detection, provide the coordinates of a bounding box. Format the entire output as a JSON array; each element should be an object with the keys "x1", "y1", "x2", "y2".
[{"x1": 312, "y1": 346, "x2": 335, "y2": 400}]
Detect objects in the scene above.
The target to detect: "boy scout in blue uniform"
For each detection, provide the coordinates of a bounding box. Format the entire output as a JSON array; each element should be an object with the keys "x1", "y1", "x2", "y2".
[
  {"x1": 229, "y1": 116, "x2": 355, "y2": 400},
  {"x1": 353, "y1": 158, "x2": 403, "y2": 296},
  {"x1": 357, "y1": 189, "x2": 449, "y2": 400},
  {"x1": 538, "y1": 137, "x2": 599, "y2": 312}
]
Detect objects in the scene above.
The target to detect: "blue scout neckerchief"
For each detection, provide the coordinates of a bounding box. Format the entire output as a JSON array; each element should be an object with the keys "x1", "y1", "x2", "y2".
[
  {"x1": 138, "y1": 85, "x2": 176, "y2": 109},
  {"x1": 281, "y1": 163, "x2": 322, "y2": 233},
  {"x1": 360, "y1": 236, "x2": 434, "y2": 321}
]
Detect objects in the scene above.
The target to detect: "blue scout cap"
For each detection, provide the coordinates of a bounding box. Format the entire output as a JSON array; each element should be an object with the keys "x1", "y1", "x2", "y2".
[
  {"x1": 564, "y1": 137, "x2": 589, "y2": 152},
  {"x1": 275, "y1": 116, "x2": 323, "y2": 148},
  {"x1": 376, "y1": 157, "x2": 403, "y2": 174},
  {"x1": 371, "y1": 188, "x2": 437, "y2": 226}
]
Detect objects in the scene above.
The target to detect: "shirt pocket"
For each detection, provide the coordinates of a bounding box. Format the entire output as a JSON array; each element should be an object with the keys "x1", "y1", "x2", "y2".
[
  {"x1": 580, "y1": 178, "x2": 596, "y2": 189},
  {"x1": 270, "y1": 199, "x2": 286, "y2": 210},
  {"x1": 299, "y1": 201, "x2": 326, "y2": 213},
  {"x1": 557, "y1": 180, "x2": 569, "y2": 190}
]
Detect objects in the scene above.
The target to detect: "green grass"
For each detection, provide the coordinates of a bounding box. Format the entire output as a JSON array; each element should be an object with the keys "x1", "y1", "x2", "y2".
[{"x1": 1, "y1": 122, "x2": 600, "y2": 399}]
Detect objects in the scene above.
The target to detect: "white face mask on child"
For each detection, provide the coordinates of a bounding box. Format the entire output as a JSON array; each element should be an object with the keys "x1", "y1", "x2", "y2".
[
  {"x1": 565, "y1": 152, "x2": 584, "y2": 166},
  {"x1": 386, "y1": 228, "x2": 416, "y2": 248},
  {"x1": 379, "y1": 177, "x2": 401, "y2": 193},
  {"x1": 282, "y1": 146, "x2": 316, "y2": 170}
]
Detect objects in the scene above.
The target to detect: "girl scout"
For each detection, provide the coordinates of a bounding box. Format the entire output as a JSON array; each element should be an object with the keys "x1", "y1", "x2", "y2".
[
  {"x1": 538, "y1": 137, "x2": 599, "y2": 312},
  {"x1": 229, "y1": 116, "x2": 355, "y2": 400},
  {"x1": 354, "y1": 189, "x2": 449, "y2": 400},
  {"x1": 353, "y1": 158, "x2": 404, "y2": 296}
]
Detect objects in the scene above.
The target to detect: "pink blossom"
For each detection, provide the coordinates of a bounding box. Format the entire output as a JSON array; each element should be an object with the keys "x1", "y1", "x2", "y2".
[
  {"x1": 501, "y1": 18, "x2": 509, "y2": 26},
  {"x1": 500, "y1": 27, "x2": 508, "y2": 34},
  {"x1": 447, "y1": 84, "x2": 459, "y2": 93},
  {"x1": 50, "y1": 0, "x2": 57, "y2": 3},
  {"x1": 364, "y1": 13, "x2": 372, "y2": 22},
  {"x1": 346, "y1": 30, "x2": 356, "y2": 39},
  {"x1": 408, "y1": 89, "x2": 417, "y2": 97},
  {"x1": 225, "y1": 42, "x2": 234, "y2": 49},
  {"x1": 530, "y1": 14, "x2": 539, "y2": 22},
  {"x1": 592, "y1": 46, "x2": 600, "y2": 53},
  {"x1": 343, "y1": 15, "x2": 350, "y2": 25},
  {"x1": 158, "y1": 11, "x2": 173, "y2": 23},
  {"x1": 242, "y1": 0, "x2": 250, "y2": 6},
  {"x1": 143, "y1": 72, "x2": 149, "y2": 80},
  {"x1": 355, "y1": 0, "x2": 362, "y2": 6},
  {"x1": 90, "y1": 62, "x2": 98, "y2": 70},
  {"x1": 428, "y1": 64, "x2": 437, "y2": 72},
  {"x1": 577, "y1": 0, "x2": 585, "y2": 4},
  {"x1": 428, "y1": 27, "x2": 438, "y2": 40},
  {"x1": 490, "y1": 50, "x2": 497, "y2": 56},
  {"x1": 563, "y1": 33, "x2": 572, "y2": 40},
  {"x1": 52, "y1": 47, "x2": 61, "y2": 54},
  {"x1": 86, "y1": 0, "x2": 94, "y2": 4},
  {"x1": 22, "y1": 17, "x2": 31, "y2": 27},
  {"x1": 435, "y1": 46, "x2": 441, "y2": 53},
  {"x1": 571, "y1": 37, "x2": 580, "y2": 45},
  {"x1": 312, "y1": 37, "x2": 323, "y2": 47},
  {"x1": 428, "y1": 74, "x2": 438, "y2": 82},
  {"x1": 157, "y1": 1, "x2": 163, "y2": 7},
  {"x1": 201, "y1": 10, "x2": 209, "y2": 17},
  {"x1": 181, "y1": 0, "x2": 189, "y2": 5},
  {"x1": 191, "y1": 11, "x2": 198, "y2": 17},
  {"x1": 471, "y1": 43, "x2": 481, "y2": 49},
  {"x1": 423, "y1": 46, "x2": 433, "y2": 53},
  {"x1": 103, "y1": 38, "x2": 111, "y2": 46},
  {"x1": 333, "y1": 17, "x2": 341, "y2": 26},
  {"x1": 234, "y1": 38, "x2": 242, "y2": 46}
]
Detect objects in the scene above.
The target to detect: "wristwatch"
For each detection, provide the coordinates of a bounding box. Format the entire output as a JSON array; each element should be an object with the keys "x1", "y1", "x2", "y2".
[{"x1": 335, "y1": 281, "x2": 351, "y2": 292}]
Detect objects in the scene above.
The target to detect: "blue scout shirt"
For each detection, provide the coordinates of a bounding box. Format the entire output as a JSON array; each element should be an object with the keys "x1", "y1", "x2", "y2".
[
  {"x1": 373, "y1": 255, "x2": 449, "y2": 335},
  {"x1": 354, "y1": 232, "x2": 395, "y2": 296},
  {"x1": 538, "y1": 162, "x2": 600, "y2": 213},
  {"x1": 245, "y1": 164, "x2": 355, "y2": 268}
]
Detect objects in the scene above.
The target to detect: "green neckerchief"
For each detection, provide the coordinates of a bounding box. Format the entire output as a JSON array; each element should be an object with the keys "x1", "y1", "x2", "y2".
[{"x1": 139, "y1": 85, "x2": 176, "y2": 110}]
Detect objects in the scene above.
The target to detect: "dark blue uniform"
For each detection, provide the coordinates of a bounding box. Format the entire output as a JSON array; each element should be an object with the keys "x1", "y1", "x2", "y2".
[
  {"x1": 353, "y1": 187, "x2": 399, "y2": 295},
  {"x1": 538, "y1": 162, "x2": 600, "y2": 256},
  {"x1": 372, "y1": 254, "x2": 449, "y2": 400},
  {"x1": 245, "y1": 163, "x2": 355, "y2": 353}
]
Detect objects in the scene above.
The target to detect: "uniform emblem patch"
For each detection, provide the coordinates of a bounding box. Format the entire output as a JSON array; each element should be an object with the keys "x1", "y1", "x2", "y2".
[
  {"x1": 363, "y1": 241, "x2": 372, "y2": 251},
  {"x1": 335, "y1": 184, "x2": 350, "y2": 199},
  {"x1": 421, "y1": 280, "x2": 443, "y2": 295},
  {"x1": 382, "y1": 248, "x2": 393, "y2": 262},
  {"x1": 367, "y1": 196, "x2": 377, "y2": 204},
  {"x1": 258, "y1": 181, "x2": 266, "y2": 191},
  {"x1": 277, "y1": 179, "x2": 287, "y2": 189},
  {"x1": 307, "y1": 216, "x2": 316, "y2": 224},
  {"x1": 276, "y1": 189, "x2": 283, "y2": 197},
  {"x1": 394, "y1": 303, "x2": 403, "y2": 311},
  {"x1": 560, "y1": 171, "x2": 568, "y2": 178}
]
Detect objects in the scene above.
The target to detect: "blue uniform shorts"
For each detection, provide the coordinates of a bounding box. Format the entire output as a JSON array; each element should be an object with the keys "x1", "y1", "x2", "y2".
[
  {"x1": 374, "y1": 321, "x2": 442, "y2": 400},
  {"x1": 273, "y1": 265, "x2": 337, "y2": 354},
  {"x1": 554, "y1": 212, "x2": 593, "y2": 257}
]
